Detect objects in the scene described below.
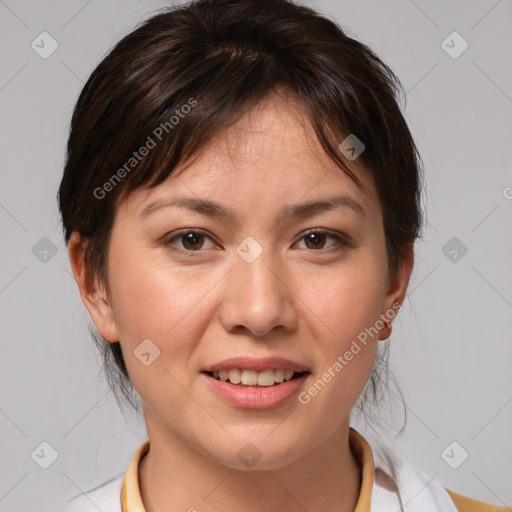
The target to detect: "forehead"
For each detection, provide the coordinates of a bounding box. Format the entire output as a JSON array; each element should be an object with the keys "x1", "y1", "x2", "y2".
[{"x1": 118, "y1": 93, "x2": 380, "y2": 220}]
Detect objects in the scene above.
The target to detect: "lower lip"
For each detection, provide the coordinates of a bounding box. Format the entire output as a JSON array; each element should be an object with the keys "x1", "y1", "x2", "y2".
[{"x1": 201, "y1": 372, "x2": 309, "y2": 409}]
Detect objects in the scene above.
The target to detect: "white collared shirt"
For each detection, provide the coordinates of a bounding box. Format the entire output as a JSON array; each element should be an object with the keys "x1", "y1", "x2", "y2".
[{"x1": 61, "y1": 427, "x2": 510, "y2": 512}]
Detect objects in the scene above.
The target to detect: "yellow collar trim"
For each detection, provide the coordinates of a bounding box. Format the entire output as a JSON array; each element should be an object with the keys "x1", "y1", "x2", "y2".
[
  {"x1": 121, "y1": 427, "x2": 374, "y2": 512},
  {"x1": 121, "y1": 439, "x2": 149, "y2": 512},
  {"x1": 351, "y1": 427, "x2": 375, "y2": 511}
]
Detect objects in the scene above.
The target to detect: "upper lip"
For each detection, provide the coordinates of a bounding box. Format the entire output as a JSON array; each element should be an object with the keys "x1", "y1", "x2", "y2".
[{"x1": 202, "y1": 357, "x2": 310, "y2": 373}]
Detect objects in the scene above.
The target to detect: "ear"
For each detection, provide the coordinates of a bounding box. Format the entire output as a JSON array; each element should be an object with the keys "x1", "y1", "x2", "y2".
[
  {"x1": 380, "y1": 246, "x2": 414, "y2": 326},
  {"x1": 67, "y1": 231, "x2": 119, "y2": 343}
]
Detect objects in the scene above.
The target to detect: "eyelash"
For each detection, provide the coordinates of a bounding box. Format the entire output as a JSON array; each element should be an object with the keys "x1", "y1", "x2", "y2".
[{"x1": 163, "y1": 228, "x2": 352, "y2": 256}]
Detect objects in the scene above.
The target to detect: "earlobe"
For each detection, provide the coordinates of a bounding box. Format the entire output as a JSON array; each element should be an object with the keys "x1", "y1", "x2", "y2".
[{"x1": 67, "y1": 231, "x2": 120, "y2": 343}]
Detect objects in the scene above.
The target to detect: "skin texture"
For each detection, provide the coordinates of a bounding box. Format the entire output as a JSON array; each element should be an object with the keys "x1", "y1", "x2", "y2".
[{"x1": 68, "y1": 92, "x2": 413, "y2": 512}]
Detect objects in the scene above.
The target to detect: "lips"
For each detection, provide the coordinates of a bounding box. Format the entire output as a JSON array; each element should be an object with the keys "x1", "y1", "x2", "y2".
[
  {"x1": 201, "y1": 356, "x2": 311, "y2": 408},
  {"x1": 201, "y1": 371, "x2": 310, "y2": 409}
]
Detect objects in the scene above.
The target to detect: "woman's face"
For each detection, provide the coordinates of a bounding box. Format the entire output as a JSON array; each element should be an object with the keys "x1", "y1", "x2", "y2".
[{"x1": 78, "y1": 93, "x2": 411, "y2": 470}]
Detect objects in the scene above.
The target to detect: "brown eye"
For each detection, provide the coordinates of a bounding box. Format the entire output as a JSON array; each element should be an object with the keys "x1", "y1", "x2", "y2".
[
  {"x1": 180, "y1": 232, "x2": 205, "y2": 250},
  {"x1": 304, "y1": 232, "x2": 328, "y2": 250},
  {"x1": 296, "y1": 229, "x2": 350, "y2": 252},
  {"x1": 165, "y1": 230, "x2": 217, "y2": 253}
]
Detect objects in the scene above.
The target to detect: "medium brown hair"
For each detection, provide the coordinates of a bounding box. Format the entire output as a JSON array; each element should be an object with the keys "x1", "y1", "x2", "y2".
[{"x1": 58, "y1": 0, "x2": 424, "y2": 420}]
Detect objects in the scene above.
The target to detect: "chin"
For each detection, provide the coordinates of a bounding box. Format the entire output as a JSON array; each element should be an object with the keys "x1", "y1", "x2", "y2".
[{"x1": 203, "y1": 431, "x2": 312, "y2": 472}]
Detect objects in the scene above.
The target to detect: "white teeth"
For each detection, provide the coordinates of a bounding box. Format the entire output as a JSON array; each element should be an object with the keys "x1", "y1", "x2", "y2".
[
  {"x1": 241, "y1": 369, "x2": 258, "y2": 386},
  {"x1": 257, "y1": 369, "x2": 275, "y2": 387},
  {"x1": 228, "y1": 368, "x2": 241, "y2": 384},
  {"x1": 274, "y1": 369, "x2": 285, "y2": 383},
  {"x1": 210, "y1": 368, "x2": 301, "y2": 386}
]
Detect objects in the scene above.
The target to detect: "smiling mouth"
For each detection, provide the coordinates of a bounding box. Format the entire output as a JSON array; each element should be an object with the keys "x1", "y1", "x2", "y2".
[{"x1": 202, "y1": 369, "x2": 309, "y2": 387}]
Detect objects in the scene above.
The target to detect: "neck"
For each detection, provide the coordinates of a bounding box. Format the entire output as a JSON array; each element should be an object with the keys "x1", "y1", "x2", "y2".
[{"x1": 138, "y1": 418, "x2": 362, "y2": 512}]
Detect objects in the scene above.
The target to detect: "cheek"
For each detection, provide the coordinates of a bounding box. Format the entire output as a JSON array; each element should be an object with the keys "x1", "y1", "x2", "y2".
[
  {"x1": 109, "y1": 242, "x2": 191, "y2": 333},
  {"x1": 106, "y1": 249, "x2": 216, "y2": 406},
  {"x1": 304, "y1": 257, "x2": 387, "y2": 345},
  {"x1": 294, "y1": 256, "x2": 385, "y2": 406},
  {"x1": 107, "y1": 242, "x2": 229, "y2": 366}
]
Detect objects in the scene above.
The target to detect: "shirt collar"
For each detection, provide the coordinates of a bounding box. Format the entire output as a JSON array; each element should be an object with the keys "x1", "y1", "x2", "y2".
[{"x1": 121, "y1": 427, "x2": 375, "y2": 512}]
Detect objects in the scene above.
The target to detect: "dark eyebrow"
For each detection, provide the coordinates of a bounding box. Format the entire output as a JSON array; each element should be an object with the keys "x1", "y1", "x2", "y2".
[
  {"x1": 139, "y1": 195, "x2": 366, "y2": 220},
  {"x1": 280, "y1": 195, "x2": 366, "y2": 220}
]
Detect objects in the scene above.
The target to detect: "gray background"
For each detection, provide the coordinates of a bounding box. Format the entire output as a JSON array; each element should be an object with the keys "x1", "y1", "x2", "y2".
[{"x1": 0, "y1": 0, "x2": 511, "y2": 510}]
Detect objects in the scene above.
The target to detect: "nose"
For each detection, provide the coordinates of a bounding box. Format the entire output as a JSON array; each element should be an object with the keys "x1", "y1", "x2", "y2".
[{"x1": 219, "y1": 248, "x2": 298, "y2": 338}]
